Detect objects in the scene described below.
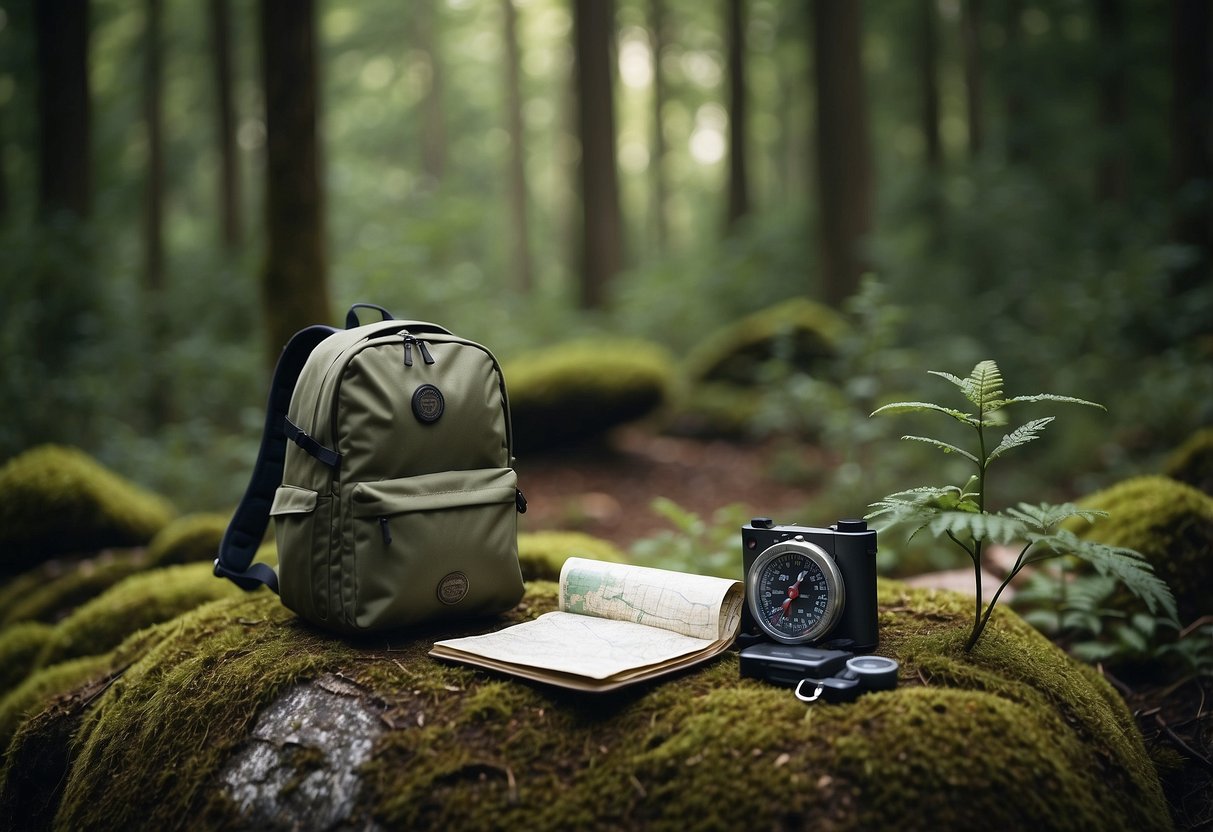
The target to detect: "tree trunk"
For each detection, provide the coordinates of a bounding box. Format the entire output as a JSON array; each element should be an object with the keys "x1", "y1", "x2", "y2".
[
  {"x1": 960, "y1": 0, "x2": 984, "y2": 159},
  {"x1": 1003, "y1": 0, "x2": 1028, "y2": 164},
  {"x1": 209, "y1": 0, "x2": 243, "y2": 250},
  {"x1": 572, "y1": 0, "x2": 623, "y2": 310},
  {"x1": 918, "y1": 0, "x2": 942, "y2": 170},
  {"x1": 144, "y1": 0, "x2": 170, "y2": 425},
  {"x1": 1094, "y1": 0, "x2": 1127, "y2": 203},
  {"x1": 502, "y1": 0, "x2": 533, "y2": 293},
  {"x1": 259, "y1": 0, "x2": 331, "y2": 356},
  {"x1": 648, "y1": 0, "x2": 670, "y2": 252},
  {"x1": 35, "y1": 0, "x2": 91, "y2": 220},
  {"x1": 725, "y1": 0, "x2": 750, "y2": 231},
  {"x1": 812, "y1": 0, "x2": 874, "y2": 307},
  {"x1": 1170, "y1": 0, "x2": 1213, "y2": 300}
]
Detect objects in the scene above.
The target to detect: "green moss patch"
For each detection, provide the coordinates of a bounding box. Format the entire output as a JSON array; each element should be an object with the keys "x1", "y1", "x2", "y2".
[
  {"x1": 1070, "y1": 475, "x2": 1213, "y2": 622},
  {"x1": 1164, "y1": 427, "x2": 1213, "y2": 495},
  {"x1": 0, "y1": 621, "x2": 54, "y2": 695},
  {"x1": 517, "y1": 531, "x2": 627, "y2": 581},
  {"x1": 146, "y1": 512, "x2": 230, "y2": 567},
  {"x1": 0, "y1": 550, "x2": 146, "y2": 626},
  {"x1": 0, "y1": 445, "x2": 175, "y2": 571},
  {"x1": 505, "y1": 339, "x2": 675, "y2": 453},
  {"x1": 0, "y1": 578, "x2": 1169, "y2": 830},
  {"x1": 684, "y1": 297, "x2": 849, "y2": 386}
]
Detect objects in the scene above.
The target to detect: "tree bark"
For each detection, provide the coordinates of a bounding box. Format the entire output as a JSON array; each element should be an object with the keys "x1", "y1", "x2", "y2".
[
  {"x1": 648, "y1": 0, "x2": 670, "y2": 252},
  {"x1": 502, "y1": 0, "x2": 533, "y2": 292},
  {"x1": 812, "y1": 0, "x2": 874, "y2": 307},
  {"x1": 572, "y1": 0, "x2": 624, "y2": 310},
  {"x1": 1170, "y1": 0, "x2": 1213, "y2": 299},
  {"x1": 259, "y1": 0, "x2": 332, "y2": 356},
  {"x1": 1094, "y1": 0, "x2": 1127, "y2": 203},
  {"x1": 209, "y1": 0, "x2": 243, "y2": 250},
  {"x1": 960, "y1": 0, "x2": 984, "y2": 159},
  {"x1": 34, "y1": 0, "x2": 91, "y2": 220},
  {"x1": 918, "y1": 0, "x2": 942, "y2": 170},
  {"x1": 725, "y1": 0, "x2": 750, "y2": 231},
  {"x1": 144, "y1": 0, "x2": 169, "y2": 424}
]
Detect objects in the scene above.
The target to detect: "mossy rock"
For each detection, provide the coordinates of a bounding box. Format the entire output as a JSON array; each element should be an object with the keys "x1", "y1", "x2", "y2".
[
  {"x1": 0, "y1": 550, "x2": 146, "y2": 626},
  {"x1": 505, "y1": 339, "x2": 675, "y2": 454},
  {"x1": 517, "y1": 531, "x2": 627, "y2": 581},
  {"x1": 663, "y1": 380, "x2": 763, "y2": 439},
  {"x1": 35, "y1": 561, "x2": 246, "y2": 668},
  {"x1": 0, "y1": 621, "x2": 54, "y2": 695},
  {"x1": 0, "y1": 445, "x2": 175, "y2": 572},
  {"x1": 1070, "y1": 475, "x2": 1213, "y2": 623},
  {"x1": 146, "y1": 512, "x2": 230, "y2": 567},
  {"x1": 685, "y1": 298, "x2": 849, "y2": 386},
  {"x1": 1164, "y1": 426, "x2": 1213, "y2": 495},
  {"x1": 0, "y1": 580, "x2": 1169, "y2": 830}
]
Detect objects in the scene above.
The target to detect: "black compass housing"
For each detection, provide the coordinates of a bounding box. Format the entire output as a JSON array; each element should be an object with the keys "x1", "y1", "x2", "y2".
[{"x1": 740, "y1": 517, "x2": 879, "y2": 651}]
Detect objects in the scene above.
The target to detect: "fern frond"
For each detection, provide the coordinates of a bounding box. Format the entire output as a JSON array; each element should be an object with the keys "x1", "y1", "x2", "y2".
[
  {"x1": 969, "y1": 360, "x2": 1004, "y2": 409},
  {"x1": 870, "y1": 401, "x2": 975, "y2": 424},
  {"x1": 925, "y1": 510, "x2": 1029, "y2": 544},
  {"x1": 902, "y1": 435, "x2": 980, "y2": 464},
  {"x1": 985, "y1": 417, "x2": 1055, "y2": 465},
  {"x1": 1027, "y1": 530, "x2": 1178, "y2": 624},
  {"x1": 988, "y1": 394, "x2": 1106, "y2": 411},
  {"x1": 1006, "y1": 502, "x2": 1108, "y2": 532}
]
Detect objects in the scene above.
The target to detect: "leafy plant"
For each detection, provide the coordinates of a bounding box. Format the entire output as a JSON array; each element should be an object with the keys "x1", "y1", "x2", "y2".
[
  {"x1": 868, "y1": 359, "x2": 1177, "y2": 652},
  {"x1": 628, "y1": 498, "x2": 751, "y2": 579}
]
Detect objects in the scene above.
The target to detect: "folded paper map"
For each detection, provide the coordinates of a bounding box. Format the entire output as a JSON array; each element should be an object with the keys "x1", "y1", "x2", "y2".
[{"x1": 429, "y1": 557, "x2": 744, "y2": 692}]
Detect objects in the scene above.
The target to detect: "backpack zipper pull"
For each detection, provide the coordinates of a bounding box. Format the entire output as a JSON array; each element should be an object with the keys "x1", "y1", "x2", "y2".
[
  {"x1": 379, "y1": 516, "x2": 392, "y2": 544},
  {"x1": 418, "y1": 340, "x2": 435, "y2": 365},
  {"x1": 402, "y1": 335, "x2": 414, "y2": 367}
]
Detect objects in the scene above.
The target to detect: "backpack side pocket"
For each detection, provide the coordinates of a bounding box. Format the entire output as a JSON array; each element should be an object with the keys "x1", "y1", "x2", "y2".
[{"x1": 271, "y1": 485, "x2": 331, "y2": 623}]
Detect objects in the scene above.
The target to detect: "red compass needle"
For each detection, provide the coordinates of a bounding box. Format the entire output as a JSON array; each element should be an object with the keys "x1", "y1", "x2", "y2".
[{"x1": 770, "y1": 570, "x2": 810, "y2": 623}]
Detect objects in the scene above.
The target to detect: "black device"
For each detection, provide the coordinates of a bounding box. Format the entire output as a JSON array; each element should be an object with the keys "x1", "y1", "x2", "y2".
[{"x1": 740, "y1": 517, "x2": 878, "y2": 652}]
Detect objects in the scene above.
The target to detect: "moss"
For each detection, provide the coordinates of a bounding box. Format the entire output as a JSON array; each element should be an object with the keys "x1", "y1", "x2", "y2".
[
  {"x1": 0, "y1": 653, "x2": 112, "y2": 753},
  {"x1": 0, "y1": 550, "x2": 146, "y2": 626},
  {"x1": 505, "y1": 339, "x2": 675, "y2": 453},
  {"x1": 517, "y1": 531, "x2": 627, "y2": 581},
  {"x1": 0, "y1": 579, "x2": 1168, "y2": 830},
  {"x1": 146, "y1": 512, "x2": 230, "y2": 567},
  {"x1": 0, "y1": 445, "x2": 175, "y2": 572},
  {"x1": 684, "y1": 297, "x2": 849, "y2": 386},
  {"x1": 36, "y1": 561, "x2": 246, "y2": 667},
  {"x1": 0, "y1": 621, "x2": 54, "y2": 694},
  {"x1": 1164, "y1": 426, "x2": 1213, "y2": 495},
  {"x1": 1069, "y1": 475, "x2": 1213, "y2": 622},
  {"x1": 664, "y1": 380, "x2": 764, "y2": 439}
]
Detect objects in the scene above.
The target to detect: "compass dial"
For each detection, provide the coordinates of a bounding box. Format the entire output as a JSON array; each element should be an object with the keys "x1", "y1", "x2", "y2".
[{"x1": 746, "y1": 539, "x2": 844, "y2": 644}]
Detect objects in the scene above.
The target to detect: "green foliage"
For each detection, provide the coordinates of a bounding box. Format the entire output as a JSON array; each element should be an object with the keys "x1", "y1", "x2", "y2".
[
  {"x1": 870, "y1": 360, "x2": 1176, "y2": 652},
  {"x1": 0, "y1": 445, "x2": 176, "y2": 571},
  {"x1": 628, "y1": 498, "x2": 751, "y2": 578}
]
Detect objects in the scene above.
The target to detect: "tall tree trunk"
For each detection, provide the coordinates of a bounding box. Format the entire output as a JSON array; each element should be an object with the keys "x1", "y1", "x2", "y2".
[
  {"x1": 259, "y1": 0, "x2": 331, "y2": 356},
  {"x1": 572, "y1": 0, "x2": 623, "y2": 310},
  {"x1": 919, "y1": 0, "x2": 942, "y2": 171},
  {"x1": 725, "y1": 0, "x2": 750, "y2": 231},
  {"x1": 960, "y1": 0, "x2": 984, "y2": 159},
  {"x1": 502, "y1": 0, "x2": 533, "y2": 292},
  {"x1": 1003, "y1": 0, "x2": 1028, "y2": 164},
  {"x1": 1170, "y1": 0, "x2": 1213, "y2": 301},
  {"x1": 209, "y1": 0, "x2": 242, "y2": 250},
  {"x1": 812, "y1": 0, "x2": 874, "y2": 307},
  {"x1": 1094, "y1": 0, "x2": 1127, "y2": 203},
  {"x1": 418, "y1": 4, "x2": 447, "y2": 186},
  {"x1": 35, "y1": 0, "x2": 91, "y2": 220},
  {"x1": 648, "y1": 0, "x2": 669, "y2": 252},
  {"x1": 144, "y1": 0, "x2": 170, "y2": 425}
]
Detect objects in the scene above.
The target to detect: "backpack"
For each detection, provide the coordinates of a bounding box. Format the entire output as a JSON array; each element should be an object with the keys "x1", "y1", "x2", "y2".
[{"x1": 215, "y1": 303, "x2": 527, "y2": 633}]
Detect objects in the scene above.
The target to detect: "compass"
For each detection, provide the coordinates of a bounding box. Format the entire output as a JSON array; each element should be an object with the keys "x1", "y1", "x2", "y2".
[{"x1": 745, "y1": 537, "x2": 845, "y2": 644}]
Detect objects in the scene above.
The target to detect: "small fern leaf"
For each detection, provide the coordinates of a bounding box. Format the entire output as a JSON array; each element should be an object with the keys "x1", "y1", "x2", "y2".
[
  {"x1": 1006, "y1": 502, "x2": 1108, "y2": 532},
  {"x1": 902, "y1": 435, "x2": 980, "y2": 464},
  {"x1": 969, "y1": 360, "x2": 1005, "y2": 413},
  {"x1": 985, "y1": 417, "x2": 1056, "y2": 465},
  {"x1": 926, "y1": 510, "x2": 1028, "y2": 544},
  {"x1": 870, "y1": 401, "x2": 975, "y2": 424},
  {"x1": 990, "y1": 394, "x2": 1106, "y2": 411}
]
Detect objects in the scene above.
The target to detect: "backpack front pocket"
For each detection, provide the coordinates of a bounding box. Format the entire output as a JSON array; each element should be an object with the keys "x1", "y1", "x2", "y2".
[{"x1": 348, "y1": 467, "x2": 523, "y2": 629}]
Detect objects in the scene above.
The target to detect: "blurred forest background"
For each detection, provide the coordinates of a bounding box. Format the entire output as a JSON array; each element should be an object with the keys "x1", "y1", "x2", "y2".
[{"x1": 0, "y1": 0, "x2": 1210, "y2": 517}]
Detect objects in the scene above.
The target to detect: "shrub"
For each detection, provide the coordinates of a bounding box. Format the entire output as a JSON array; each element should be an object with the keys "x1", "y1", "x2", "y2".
[
  {"x1": 0, "y1": 445, "x2": 175, "y2": 572},
  {"x1": 505, "y1": 339, "x2": 674, "y2": 454}
]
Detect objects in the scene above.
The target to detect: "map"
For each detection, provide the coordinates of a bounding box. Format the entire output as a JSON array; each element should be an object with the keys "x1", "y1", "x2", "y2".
[{"x1": 430, "y1": 558, "x2": 743, "y2": 691}]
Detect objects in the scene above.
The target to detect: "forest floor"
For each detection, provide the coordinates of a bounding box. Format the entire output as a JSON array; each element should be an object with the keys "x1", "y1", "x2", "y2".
[{"x1": 518, "y1": 428, "x2": 1213, "y2": 831}]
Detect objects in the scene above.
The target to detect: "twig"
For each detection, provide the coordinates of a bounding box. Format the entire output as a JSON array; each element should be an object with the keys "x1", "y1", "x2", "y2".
[{"x1": 1155, "y1": 712, "x2": 1213, "y2": 772}]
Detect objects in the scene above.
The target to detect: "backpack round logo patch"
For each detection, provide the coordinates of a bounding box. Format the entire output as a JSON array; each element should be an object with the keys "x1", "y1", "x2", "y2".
[
  {"x1": 437, "y1": 571, "x2": 469, "y2": 605},
  {"x1": 412, "y1": 384, "x2": 445, "y2": 424}
]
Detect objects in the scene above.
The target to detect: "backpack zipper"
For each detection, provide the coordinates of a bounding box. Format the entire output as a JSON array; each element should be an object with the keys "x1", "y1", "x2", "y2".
[
  {"x1": 379, "y1": 516, "x2": 392, "y2": 544},
  {"x1": 402, "y1": 334, "x2": 435, "y2": 368}
]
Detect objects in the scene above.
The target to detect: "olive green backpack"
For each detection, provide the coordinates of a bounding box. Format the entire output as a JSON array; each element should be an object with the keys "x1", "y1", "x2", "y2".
[{"x1": 215, "y1": 304, "x2": 526, "y2": 633}]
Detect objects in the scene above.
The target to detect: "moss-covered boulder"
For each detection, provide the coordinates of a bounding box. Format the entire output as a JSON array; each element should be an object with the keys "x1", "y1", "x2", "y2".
[
  {"x1": 1070, "y1": 475, "x2": 1213, "y2": 623},
  {"x1": 146, "y1": 512, "x2": 230, "y2": 567},
  {"x1": 0, "y1": 445, "x2": 175, "y2": 572},
  {"x1": 517, "y1": 531, "x2": 628, "y2": 581},
  {"x1": 0, "y1": 621, "x2": 53, "y2": 695},
  {"x1": 1164, "y1": 427, "x2": 1213, "y2": 495},
  {"x1": 685, "y1": 297, "x2": 849, "y2": 386},
  {"x1": 0, "y1": 580, "x2": 1170, "y2": 830},
  {"x1": 0, "y1": 550, "x2": 146, "y2": 626},
  {"x1": 505, "y1": 339, "x2": 675, "y2": 454}
]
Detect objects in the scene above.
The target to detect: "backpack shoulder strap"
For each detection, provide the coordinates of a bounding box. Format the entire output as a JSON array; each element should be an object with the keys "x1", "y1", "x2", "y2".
[{"x1": 214, "y1": 324, "x2": 337, "y2": 592}]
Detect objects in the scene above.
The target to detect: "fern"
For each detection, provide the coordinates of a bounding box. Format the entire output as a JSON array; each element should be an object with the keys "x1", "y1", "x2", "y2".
[{"x1": 869, "y1": 359, "x2": 1175, "y2": 652}]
